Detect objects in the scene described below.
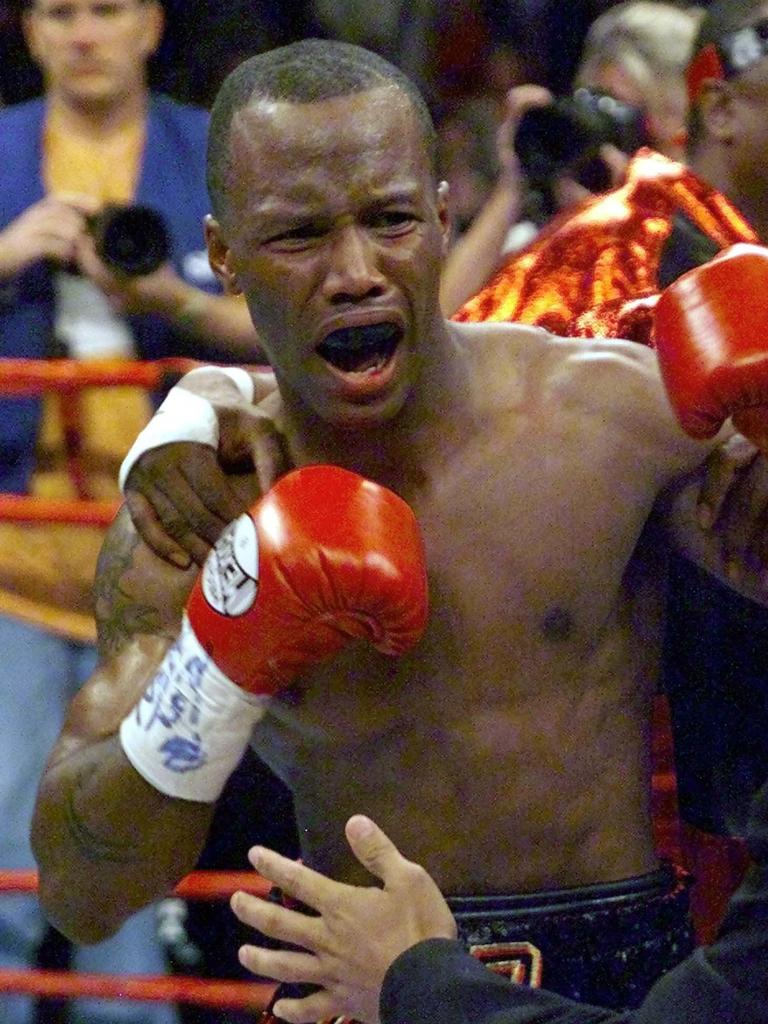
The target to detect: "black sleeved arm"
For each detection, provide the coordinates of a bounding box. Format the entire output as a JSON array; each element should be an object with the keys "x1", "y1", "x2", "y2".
[
  {"x1": 380, "y1": 939, "x2": 627, "y2": 1024},
  {"x1": 633, "y1": 778, "x2": 768, "y2": 1024}
]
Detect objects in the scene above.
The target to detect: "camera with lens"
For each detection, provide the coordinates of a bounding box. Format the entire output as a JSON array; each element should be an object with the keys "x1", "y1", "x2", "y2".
[
  {"x1": 514, "y1": 88, "x2": 648, "y2": 203},
  {"x1": 88, "y1": 203, "x2": 171, "y2": 276}
]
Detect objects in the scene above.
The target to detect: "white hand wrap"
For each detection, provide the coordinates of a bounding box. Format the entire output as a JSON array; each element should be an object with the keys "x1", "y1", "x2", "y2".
[
  {"x1": 118, "y1": 366, "x2": 255, "y2": 492},
  {"x1": 119, "y1": 615, "x2": 266, "y2": 801}
]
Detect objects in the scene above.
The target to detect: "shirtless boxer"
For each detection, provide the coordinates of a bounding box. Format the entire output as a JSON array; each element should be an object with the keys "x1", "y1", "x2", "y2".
[{"x1": 30, "y1": 39, "x2": 768, "y2": 1013}]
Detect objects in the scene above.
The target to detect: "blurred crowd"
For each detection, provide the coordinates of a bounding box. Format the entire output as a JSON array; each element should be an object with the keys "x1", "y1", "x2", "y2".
[{"x1": 0, "y1": 1, "x2": 646, "y2": 244}]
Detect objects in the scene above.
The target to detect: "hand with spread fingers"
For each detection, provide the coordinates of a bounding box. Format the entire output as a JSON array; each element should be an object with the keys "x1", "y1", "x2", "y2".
[{"x1": 230, "y1": 816, "x2": 457, "y2": 1024}]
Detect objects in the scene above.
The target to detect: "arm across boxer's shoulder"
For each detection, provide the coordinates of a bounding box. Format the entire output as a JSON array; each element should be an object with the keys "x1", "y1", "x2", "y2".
[
  {"x1": 121, "y1": 366, "x2": 289, "y2": 566},
  {"x1": 32, "y1": 468, "x2": 427, "y2": 945},
  {"x1": 30, "y1": 508, "x2": 216, "y2": 944}
]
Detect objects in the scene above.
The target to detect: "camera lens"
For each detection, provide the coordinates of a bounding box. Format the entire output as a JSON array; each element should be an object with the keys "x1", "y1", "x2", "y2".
[
  {"x1": 90, "y1": 205, "x2": 171, "y2": 276},
  {"x1": 514, "y1": 101, "x2": 602, "y2": 184},
  {"x1": 514, "y1": 89, "x2": 648, "y2": 188}
]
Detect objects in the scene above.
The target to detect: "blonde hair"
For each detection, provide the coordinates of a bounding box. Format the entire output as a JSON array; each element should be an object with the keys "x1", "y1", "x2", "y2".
[
  {"x1": 575, "y1": 2, "x2": 704, "y2": 154},
  {"x1": 577, "y1": 2, "x2": 703, "y2": 92}
]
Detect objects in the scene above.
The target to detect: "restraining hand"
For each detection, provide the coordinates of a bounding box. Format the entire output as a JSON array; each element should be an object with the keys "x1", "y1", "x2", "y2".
[
  {"x1": 230, "y1": 815, "x2": 457, "y2": 1024},
  {"x1": 123, "y1": 367, "x2": 287, "y2": 567},
  {"x1": 697, "y1": 433, "x2": 768, "y2": 587}
]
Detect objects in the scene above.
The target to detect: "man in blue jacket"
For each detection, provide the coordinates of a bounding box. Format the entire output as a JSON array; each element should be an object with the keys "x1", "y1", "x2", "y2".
[{"x1": 0, "y1": 3, "x2": 260, "y2": 1023}]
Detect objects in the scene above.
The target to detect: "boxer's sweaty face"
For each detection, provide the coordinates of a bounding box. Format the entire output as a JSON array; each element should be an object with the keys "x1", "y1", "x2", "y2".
[{"x1": 215, "y1": 87, "x2": 449, "y2": 428}]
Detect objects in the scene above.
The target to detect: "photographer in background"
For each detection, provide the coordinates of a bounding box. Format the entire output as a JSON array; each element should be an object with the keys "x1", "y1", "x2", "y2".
[
  {"x1": 0, "y1": 3, "x2": 263, "y2": 1023},
  {"x1": 440, "y1": 1, "x2": 702, "y2": 314}
]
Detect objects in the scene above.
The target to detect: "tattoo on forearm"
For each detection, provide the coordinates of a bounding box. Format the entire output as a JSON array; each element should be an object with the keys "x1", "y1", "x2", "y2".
[{"x1": 93, "y1": 517, "x2": 170, "y2": 660}]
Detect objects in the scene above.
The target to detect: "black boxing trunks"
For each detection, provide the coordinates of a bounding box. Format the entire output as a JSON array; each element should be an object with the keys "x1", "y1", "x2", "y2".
[
  {"x1": 449, "y1": 864, "x2": 693, "y2": 1011},
  {"x1": 260, "y1": 864, "x2": 693, "y2": 1022}
]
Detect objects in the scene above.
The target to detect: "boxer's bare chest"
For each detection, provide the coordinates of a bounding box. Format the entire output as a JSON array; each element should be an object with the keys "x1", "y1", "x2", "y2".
[
  {"x1": 248, "y1": 402, "x2": 668, "y2": 889},
  {"x1": 255, "y1": 399, "x2": 663, "y2": 768},
  {"x1": 246, "y1": 330, "x2": 709, "y2": 884}
]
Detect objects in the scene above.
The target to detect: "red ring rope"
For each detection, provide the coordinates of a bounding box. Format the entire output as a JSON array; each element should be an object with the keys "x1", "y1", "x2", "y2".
[
  {"x1": 0, "y1": 357, "x2": 199, "y2": 396},
  {"x1": 0, "y1": 969, "x2": 275, "y2": 1010},
  {"x1": 0, "y1": 869, "x2": 271, "y2": 900},
  {"x1": 0, "y1": 495, "x2": 120, "y2": 526},
  {"x1": 0, "y1": 870, "x2": 276, "y2": 1007}
]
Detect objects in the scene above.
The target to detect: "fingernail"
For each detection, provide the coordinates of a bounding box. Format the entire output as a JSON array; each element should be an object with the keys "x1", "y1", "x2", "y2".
[
  {"x1": 169, "y1": 551, "x2": 191, "y2": 569},
  {"x1": 348, "y1": 814, "x2": 374, "y2": 837}
]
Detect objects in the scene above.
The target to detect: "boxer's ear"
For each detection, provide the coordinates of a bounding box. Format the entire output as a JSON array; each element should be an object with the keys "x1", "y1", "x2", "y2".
[
  {"x1": 436, "y1": 180, "x2": 452, "y2": 254},
  {"x1": 205, "y1": 215, "x2": 242, "y2": 295}
]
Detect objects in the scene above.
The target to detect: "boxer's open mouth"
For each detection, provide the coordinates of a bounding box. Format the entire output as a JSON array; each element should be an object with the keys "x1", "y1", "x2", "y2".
[{"x1": 316, "y1": 323, "x2": 402, "y2": 374}]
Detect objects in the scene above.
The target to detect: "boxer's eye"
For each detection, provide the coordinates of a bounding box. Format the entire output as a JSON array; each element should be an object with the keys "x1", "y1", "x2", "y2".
[{"x1": 317, "y1": 324, "x2": 402, "y2": 372}]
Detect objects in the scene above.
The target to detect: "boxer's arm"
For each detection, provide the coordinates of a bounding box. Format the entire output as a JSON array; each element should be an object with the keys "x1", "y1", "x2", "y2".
[{"x1": 30, "y1": 509, "x2": 215, "y2": 944}]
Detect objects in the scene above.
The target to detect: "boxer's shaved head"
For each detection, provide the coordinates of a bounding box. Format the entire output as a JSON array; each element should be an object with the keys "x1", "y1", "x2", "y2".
[{"x1": 206, "y1": 38, "x2": 438, "y2": 223}]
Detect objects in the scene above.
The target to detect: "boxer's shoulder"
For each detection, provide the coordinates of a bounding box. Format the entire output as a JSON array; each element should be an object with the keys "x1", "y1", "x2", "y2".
[
  {"x1": 444, "y1": 322, "x2": 682, "y2": 466},
  {"x1": 450, "y1": 319, "x2": 659, "y2": 387},
  {"x1": 542, "y1": 336, "x2": 705, "y2": 456}
]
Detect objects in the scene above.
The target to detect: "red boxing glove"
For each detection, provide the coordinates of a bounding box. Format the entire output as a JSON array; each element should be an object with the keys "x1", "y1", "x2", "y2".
[
  {"x1": 654, "y1": 243, "x2": 768, "y2": 449},
  {"x1": 186, "y1": 463, "x2": 428, "y2": 693},
  {"x1": 120, "y1": 464, "x2": 427, "y2": 801}
]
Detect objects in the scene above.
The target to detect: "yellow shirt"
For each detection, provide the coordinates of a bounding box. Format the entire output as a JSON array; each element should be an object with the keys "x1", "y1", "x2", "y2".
[{"x1": 0, "y1": 109, "x2": 152, "y2": 641}]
